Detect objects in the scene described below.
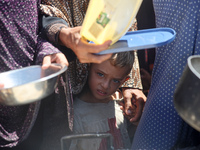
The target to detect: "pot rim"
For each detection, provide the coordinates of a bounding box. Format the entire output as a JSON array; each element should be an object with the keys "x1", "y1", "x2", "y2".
[{"x1": 187, "y1": 55, "x2": 200, "y2": 79}]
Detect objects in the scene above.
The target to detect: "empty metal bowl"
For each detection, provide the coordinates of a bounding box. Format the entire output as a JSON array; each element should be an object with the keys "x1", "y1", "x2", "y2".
[
  {"x1": 174, "y1": 55, "x2": 200, "y2": 131},
  {"x1": 0, "y1": 63, "x2": 67, "y2": 106}
]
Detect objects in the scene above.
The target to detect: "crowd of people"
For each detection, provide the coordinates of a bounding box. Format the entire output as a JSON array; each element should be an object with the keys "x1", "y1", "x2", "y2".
[{"x1": 0, "y1": 0, "x2": 200, "y2": 150}]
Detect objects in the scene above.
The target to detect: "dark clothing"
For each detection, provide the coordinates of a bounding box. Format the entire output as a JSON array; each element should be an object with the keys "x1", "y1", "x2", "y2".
[
  {"x1": 136, "y1": 0, "x2": 156, "y2": 73},
  {"x1": 132, "y1": 0, "x2": 200, "y2": 149},
  {"x1": 0, "y1": 0, "x2": 70, "y2": 149},
  {"x1": 40, "y1": 15, "x2": 76, "y2": 62}
]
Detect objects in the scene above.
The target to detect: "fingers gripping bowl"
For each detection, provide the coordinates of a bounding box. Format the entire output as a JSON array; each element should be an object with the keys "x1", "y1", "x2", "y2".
[{"x1": 0, "y1": 63, "x2": 67, "y2": 106}]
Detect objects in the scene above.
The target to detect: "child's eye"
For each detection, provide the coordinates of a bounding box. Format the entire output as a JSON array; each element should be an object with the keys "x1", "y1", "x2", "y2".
[
  {"x1": 113, "y1": 79, "x2": 120, "y2": 83},
  {"x1": 97, "y1": 72, "x2": 104, "y2": 77}
]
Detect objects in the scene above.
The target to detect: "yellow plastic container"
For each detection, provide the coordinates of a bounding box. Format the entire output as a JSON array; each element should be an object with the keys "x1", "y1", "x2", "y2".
[{"x1": 81, "y1": 0, "x2": 143, "y2": 45}]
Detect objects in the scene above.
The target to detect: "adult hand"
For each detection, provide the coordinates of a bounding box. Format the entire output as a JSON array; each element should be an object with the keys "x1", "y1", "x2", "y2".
[
  {"x1": 121, "y1": 88, "x2": 146, "y2": 124},
  {"x1": 42, "y1": 53, "x2": 68, "y2": 69},
  {"x1": 59, "y1": 26, "x2": 112, "y2": 64}
]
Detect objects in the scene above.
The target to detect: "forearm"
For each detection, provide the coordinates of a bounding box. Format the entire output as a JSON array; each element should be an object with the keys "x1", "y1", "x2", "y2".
[
  {"x1": 35, "y1": 35, "x2": 61, "y2": 65},
  {"x1": 40, "y1": 14, "x2": 68, "y2": 45},
  {"x1": 39, "y1": 13, "x2": 76, "y2": 62}
]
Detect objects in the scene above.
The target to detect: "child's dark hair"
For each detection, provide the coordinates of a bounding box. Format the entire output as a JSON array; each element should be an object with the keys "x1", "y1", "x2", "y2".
[{"x1": 109, "y1": 51, "x2": 135, "y2": 73}]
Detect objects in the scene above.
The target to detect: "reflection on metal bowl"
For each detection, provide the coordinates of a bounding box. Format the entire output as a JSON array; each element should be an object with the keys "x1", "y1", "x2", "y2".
[
  {"x1": 0, "y1": 63, "x2": 67, "y2": 106},
  {"x1": 174, "y1": 55, "x2": 200, "y2": 131}
]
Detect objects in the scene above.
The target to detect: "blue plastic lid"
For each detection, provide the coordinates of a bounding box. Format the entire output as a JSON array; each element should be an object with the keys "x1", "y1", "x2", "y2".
[{"x1": 95, "y1": 27, "x2": 176, "y2": 55}]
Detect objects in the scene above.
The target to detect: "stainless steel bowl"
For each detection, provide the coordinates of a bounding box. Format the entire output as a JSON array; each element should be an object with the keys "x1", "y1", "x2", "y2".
[
  {"x1": 0, "y1": 63, "x2": 67, "y2": 106},
  {"x1": 174, "y1": 55, "x2": 200, "y2": 131}
]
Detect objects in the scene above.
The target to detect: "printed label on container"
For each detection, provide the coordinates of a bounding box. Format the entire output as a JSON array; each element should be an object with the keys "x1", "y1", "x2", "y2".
[
  {"x1": 96, "y1": 12, "x2": 110, "y2": 28},
  {"x1": 88, "y1": 12, "x2": 111, "y2": 39}
]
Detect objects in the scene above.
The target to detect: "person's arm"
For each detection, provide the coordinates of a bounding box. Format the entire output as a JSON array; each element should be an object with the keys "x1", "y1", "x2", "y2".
[
  {"x1": 35, "y1": 35, "x2": 68, "y2": 66},
  {"x1": 39, "y1": 4, "x2": 70, "y2": 46},
  {"x1": 39, "y1": 5, "x2": 112, "y2": 64}
]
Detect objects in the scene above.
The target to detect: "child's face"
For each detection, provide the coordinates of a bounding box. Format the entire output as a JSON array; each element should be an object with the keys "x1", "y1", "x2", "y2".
[{"x1": 88, "y1": 60, "x2": 129, "y2": 103}]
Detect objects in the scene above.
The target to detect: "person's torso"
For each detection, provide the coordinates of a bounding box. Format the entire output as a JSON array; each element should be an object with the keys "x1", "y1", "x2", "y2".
[
  {"x1": 73, "y1": 97, "x2": 131, "y2": 150},
  {"x1": 0, "y1": 0, "x2": 39, "y2": 72}
]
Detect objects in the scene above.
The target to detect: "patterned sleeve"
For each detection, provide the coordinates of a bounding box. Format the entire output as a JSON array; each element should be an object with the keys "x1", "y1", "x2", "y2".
[
  {"x1": 121, "y1": 51, "x2": 143, "y2": 89},
  {"x1": 40, "y1": 4, "x2": 69, "y2": 45},
  {"x1": 35, "y1": 35, "x2": 61, "y2": 65},
  {"x1": 121, "y1": 19, "x2": 143, "y2": 90}
]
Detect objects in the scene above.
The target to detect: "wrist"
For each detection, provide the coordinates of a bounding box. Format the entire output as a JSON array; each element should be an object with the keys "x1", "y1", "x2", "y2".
[
  {"x1": 47, "y1": 23, "x2": 68, "y2": 45},
  {"x1": 58, "y1": 26, "x2": 69, "y2": 45}
]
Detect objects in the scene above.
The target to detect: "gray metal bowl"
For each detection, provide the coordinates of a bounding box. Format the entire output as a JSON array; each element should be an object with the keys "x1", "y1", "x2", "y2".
[
  {"x1": 0, "y1": 63, "x2": 67, "y2": 106},
  {"x1": 174, "y1": 55, "x2": 200, "y2": 131}
]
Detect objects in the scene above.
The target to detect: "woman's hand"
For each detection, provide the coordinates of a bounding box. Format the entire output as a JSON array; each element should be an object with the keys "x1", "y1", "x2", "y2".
[
  {"x1": 120, "y1": 88, "x2": 146, "y2": 124},
  {"x1": 42, "y1": 53, "x2": 68, "y2": 69},
  {"x1": 140, "y1": 68, "x2": 152, "y2": 93},
  {"x1": 59, "y1": 26, "x2": 112, "y2": 63}
]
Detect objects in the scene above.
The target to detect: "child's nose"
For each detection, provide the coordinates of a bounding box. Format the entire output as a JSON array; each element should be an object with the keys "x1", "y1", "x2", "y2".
[{"x1": 101, "y1": 79, "x2": 110, "y2": 89}]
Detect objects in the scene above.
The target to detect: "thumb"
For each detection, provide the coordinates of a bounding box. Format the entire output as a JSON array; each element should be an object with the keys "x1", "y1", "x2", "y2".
[{"x1": 42, "y1": 55, "x2": 51, "y2": 69}]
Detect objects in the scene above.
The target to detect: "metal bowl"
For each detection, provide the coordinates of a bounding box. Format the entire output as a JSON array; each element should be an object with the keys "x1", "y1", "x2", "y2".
[
  {"x1": 174, "y1": 55, "x2": 200, "y2": 131},
  {"x1": 0, "y1": 63, "x2": 67, "y2": 106}
]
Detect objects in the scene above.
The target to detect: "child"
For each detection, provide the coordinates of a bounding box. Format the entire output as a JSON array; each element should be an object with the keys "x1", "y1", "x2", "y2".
[{"x1": 69, "y1": 51, "x2": 137, "y2": 150}]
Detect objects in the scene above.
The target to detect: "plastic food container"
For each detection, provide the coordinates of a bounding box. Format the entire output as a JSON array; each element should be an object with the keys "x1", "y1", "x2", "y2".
[{"x1": 81, "y1": 0, "x2": 143, "y2": 45}]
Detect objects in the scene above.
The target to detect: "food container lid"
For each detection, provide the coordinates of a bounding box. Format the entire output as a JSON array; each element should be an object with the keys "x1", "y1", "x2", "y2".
[{"x1": 95, "y1": 27, "x2": 176, "y2": 55}]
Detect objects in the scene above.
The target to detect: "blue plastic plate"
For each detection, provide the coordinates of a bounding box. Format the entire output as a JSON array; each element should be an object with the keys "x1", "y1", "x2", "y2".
[{"x1": 95, "y1": 27, "x2": 176, "y2": 55}]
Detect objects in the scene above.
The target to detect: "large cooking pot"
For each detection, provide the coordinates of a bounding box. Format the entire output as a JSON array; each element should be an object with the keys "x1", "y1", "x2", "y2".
[{"x1": 174, "y1": 55, "x2": 200, "y2": 131}]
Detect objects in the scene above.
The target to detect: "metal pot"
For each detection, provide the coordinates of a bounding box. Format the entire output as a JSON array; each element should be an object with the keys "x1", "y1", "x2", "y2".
[{"x1": 174, "y1": 55, "x2": 200, "y2": 131}]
